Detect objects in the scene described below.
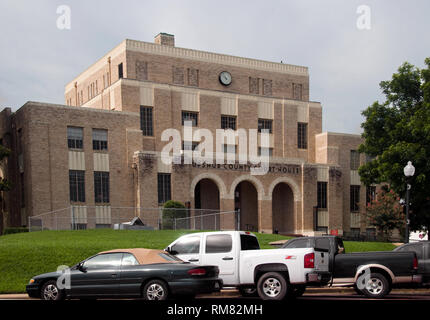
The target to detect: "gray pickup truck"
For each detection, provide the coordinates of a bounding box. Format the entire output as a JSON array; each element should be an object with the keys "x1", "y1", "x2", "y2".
[{"x1": 282, "y1": 236, "x2": 421, "y2": 298}]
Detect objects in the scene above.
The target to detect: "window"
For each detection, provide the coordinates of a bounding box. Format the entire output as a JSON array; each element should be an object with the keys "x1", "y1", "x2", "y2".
[
  {"x1": 67, "y1": 127, "x2": 83, "y2": 149},
  {"x1": 284, "y1": 238, "x2": 311, "y2": 248},
  {"x1": 258, "y1": 119, "x2": 272, "y2": 133},
  {"x1": 350, "y1": 185, "x2": 360, "y2": 212},
  {"x1": 258, "y1": 147, "x2": 273, "y2": 157},
  {"x1": 94, "y1": 171, "x2": 109, "y2": 203},
  {"x1": 92, "y1": 129, "x2": 108, "y2": 150},
  {"x1": 140, "y1": 106, "x2": 153, "y2": 136},
  {"x1": 121, "y1": 253, "x2": 139, "y2": 266},
  {"x1": 315, "y1": 238, "x2": 331, "y2": 252},
  {"x1": 205, "y1": 234, "x2": 232, "y2": 253},
  {"x1": 317, "y1": 182, "x2": 327, "y2": 209},
  {"x1": 157, "y1": 173, "x2": 171, "y2": 204},
  {"x1": 223, "y1": 144, "x2": 236, "y2": 154},
  {"x1": 221, "y1": 115, "x2": 236, "y2": 130},
  {"x1": 171, "y1": 236, "x2": 200, "y2": 254},
  {"x1": 182, "y1": 141, "x2": 199, "y2": 151},
  {"x1": 350, "y1": 228, "x2": 361, "y2": 236},
  {"x1": 182, "y1": 111, "x2": 198, "y2": 126},
  {"x1": 366, "y1": 186, "x2": 376, "y2": 205},
  {"x1": 83, "y1": 253, "x2": 123, "y2": 269},
  {"x1": 350, "y1": 150, "x2": 360, "y2": 170},
  {"x1": 240, "y1": 235, "x2": 260, "y2": 250},
  {"x1": 118, "y1": 63, "x2": 123, "y2": 79},
  {"x1": 69, "y1": 170, "x2": 85, "y2": 202},
  {"x1": 298, "y1": 123, "x2": 308, "y2": 149}
]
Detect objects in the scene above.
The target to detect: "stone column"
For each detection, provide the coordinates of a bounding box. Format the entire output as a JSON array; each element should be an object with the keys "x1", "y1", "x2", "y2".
[
  {"x1": 133, "y1": 151, "x2": 158, "y2": 228},
  {"x1": 220, "y1": 197, "x2": 235, "y2": 230},
  {"x1": 259, "y1": 198, "x2": 273, "y2": 234}
]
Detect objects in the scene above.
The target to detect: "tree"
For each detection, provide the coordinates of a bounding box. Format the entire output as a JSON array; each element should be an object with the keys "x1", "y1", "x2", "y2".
[
  {"x1": 366, "y1": 187, "x2": 405, "y2": 240},
  {"x1": 0, "y1": 144, "x2": 11, "y2": 234},
  {"x1": 162, "y1": 200, "x2": 187, "y2": 229},
  {"x1": 359, "y1": 58, "x2": 430, "y2": 235}
]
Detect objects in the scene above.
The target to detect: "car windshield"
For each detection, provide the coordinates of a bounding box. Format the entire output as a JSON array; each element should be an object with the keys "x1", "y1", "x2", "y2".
[{"x1": 159, "y1": 253, "x2": 183, "y2": 262}]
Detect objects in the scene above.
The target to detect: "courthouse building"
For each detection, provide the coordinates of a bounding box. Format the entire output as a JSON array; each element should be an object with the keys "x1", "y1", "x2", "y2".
[{"x1": 0, "y1": 33, "x2": 376, "y2": 236}]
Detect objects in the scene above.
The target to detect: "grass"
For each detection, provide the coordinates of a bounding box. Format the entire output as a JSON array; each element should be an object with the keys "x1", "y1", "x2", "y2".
[{"x1": 0, "y1": 229, "x2": 395, "y2": 294}]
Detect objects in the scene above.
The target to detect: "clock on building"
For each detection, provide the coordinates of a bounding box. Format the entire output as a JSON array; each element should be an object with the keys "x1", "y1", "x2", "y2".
[{"x1": 219, "y1": 71, "x2": 232, "y2": 86}]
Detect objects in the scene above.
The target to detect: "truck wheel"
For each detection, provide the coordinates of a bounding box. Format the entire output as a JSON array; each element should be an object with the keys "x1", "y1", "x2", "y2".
[
  {"x1": 359, "y1": 273, "x2": 390, "y2": 298},
  {"x1": 257, "y1": 272, "x2": 288, "y2": 300},
  {"x1": 288, "y1": 284, "x2": 306, "y2": 298},
  {"x1": 143, "y1": 280, "x2": 169, "y2": 300},
  {"x1": 239, "y1": 286, "x2": 257, "y2": 297}
]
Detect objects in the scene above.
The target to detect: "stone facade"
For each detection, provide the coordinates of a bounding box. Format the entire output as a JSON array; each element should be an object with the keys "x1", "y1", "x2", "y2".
[{"x1": 0, "y1": 33, "x2": 371, "y2": 236}]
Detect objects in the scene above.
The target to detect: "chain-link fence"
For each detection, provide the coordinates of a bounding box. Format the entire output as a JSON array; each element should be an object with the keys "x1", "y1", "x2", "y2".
[{"x1": 28, "y1": 206, "x2": 238, "y2": 232}]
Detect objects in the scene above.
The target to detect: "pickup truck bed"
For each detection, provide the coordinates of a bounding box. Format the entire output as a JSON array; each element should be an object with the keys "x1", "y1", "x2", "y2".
[{"x1": 282, "y1": 236, "x2": 421, "y2": 298}]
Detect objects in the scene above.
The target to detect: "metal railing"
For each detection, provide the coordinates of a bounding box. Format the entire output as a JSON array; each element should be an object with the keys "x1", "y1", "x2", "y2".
[{"x1": 28, "y1": 206, "x2": 237, "y2": 232}]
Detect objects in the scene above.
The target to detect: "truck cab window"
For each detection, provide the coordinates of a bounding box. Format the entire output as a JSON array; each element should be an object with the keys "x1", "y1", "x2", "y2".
[
  {"x1": 240, "y1": 235, "x2": 260, "y2": 250},
  {"x1": 171, "y1": 236, "x2": 200, "y2": 254},
  {"x1": 206, "y1": 234, "x2": 232, "y2": 253},
  {"x1": 285, "y1": 239, "x2": 311, "y2": 248}
]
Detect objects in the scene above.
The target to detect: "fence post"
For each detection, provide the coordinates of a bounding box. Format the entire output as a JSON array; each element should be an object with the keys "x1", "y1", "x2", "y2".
[
  {"x1": 28, "y1": 216, "x2": 31, "y2": 232},
  {"x1": 237, "y1": 209, "x2": 240, "y2": 231},
  {"x1": 71, "y1": 206, "x2": 75, "y2": 230},
  {"x1": 174, "y1": 218, "x2": 177, "y2": 230}
]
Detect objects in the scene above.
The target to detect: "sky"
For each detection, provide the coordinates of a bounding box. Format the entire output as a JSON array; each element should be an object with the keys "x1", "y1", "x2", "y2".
[{"x1": 0, "y1": 0, "x2": 429, "y2": 134}]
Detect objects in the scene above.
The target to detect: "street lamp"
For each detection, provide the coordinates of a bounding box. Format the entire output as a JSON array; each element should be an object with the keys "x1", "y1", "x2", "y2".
[{"x1": 403, "y1": 161, "x2": 415, "y2": 243}]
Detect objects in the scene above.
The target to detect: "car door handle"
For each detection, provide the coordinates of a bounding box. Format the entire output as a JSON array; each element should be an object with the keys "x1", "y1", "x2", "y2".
[
  {"x1": 222, "y1": 257, "x2": 233, "y2": 261},
  {"x1": 188, "y1": 259, "x2": 199, "y2": 262},
  {"x1": 111, "y1": 273, "x2": 118, "y2": 278}
]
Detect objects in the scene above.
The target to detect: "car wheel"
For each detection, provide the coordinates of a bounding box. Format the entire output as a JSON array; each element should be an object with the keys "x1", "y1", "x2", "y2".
[
  {"x1": 288, "y1": 284, "x2": 306, "y2": 298},
  {"x1": 257, "y1": 272, "x2": 288, "y2": 300},
  {"x1": 143, "y1": 280, "x2": 169, "y2": 301},
  {"x1": 41, "y1": 280, "x2": 64, "y2": 301},
  {"x1": 239, "y1": 286, "x2": 258, "y2": 297},
  {"x1": 358, "y1": 273, "x2": 390, "y2": 298}
]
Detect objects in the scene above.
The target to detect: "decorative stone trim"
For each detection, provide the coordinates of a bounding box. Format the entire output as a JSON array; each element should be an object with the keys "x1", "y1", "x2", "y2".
[{"x1": 126, "y1": 39, "x2": 308, "y2": 76}]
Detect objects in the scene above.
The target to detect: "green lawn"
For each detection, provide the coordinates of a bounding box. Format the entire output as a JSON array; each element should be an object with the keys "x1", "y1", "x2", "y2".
[{"x1": 0, "y1": 229, "x2": 395, "y2": 294}]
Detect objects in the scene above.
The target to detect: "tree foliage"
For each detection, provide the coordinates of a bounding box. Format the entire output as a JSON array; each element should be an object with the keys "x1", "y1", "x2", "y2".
[
  {"x1": 366, "y1": 187, "x2": 405, "y2": 240},
  {"x1": 162, "y1": 200, "x2": 187, "y2": 229},
  {"x1": 359, "y1": 58, "x2": 430, "y2": 233}
]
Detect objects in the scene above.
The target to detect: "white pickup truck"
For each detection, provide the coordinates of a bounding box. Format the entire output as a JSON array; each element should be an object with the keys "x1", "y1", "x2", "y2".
[{"x1": 165, "y1": 231, "x2": 330, "y2": 300}]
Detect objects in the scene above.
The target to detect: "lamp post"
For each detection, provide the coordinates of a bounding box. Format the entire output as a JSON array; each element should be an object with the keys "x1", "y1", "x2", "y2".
[{"x1": 403, "y1": 161, "x2": 415, "y2": 243}]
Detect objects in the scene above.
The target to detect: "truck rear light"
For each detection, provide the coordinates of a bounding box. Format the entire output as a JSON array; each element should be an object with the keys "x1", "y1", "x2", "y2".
[
  {"x1": 413, "y1": 256, "x2": 418, "y2": 270},
  {"x1": 188, "y1": 268, "x2": 206, "y2": 276},
  {"x1": 304, "y1": 253, "x2": 315, "y2": 268}
]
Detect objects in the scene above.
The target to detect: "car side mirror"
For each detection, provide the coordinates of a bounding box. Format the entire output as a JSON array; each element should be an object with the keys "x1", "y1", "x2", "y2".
[{"x1": 77, "y1": 262, "x2": 87, "y2": 272}]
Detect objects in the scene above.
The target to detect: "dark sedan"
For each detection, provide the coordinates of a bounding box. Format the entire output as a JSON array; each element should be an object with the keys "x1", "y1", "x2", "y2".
[{"x1": 26, "y1": 248, "x2": 222, "y2": 300}]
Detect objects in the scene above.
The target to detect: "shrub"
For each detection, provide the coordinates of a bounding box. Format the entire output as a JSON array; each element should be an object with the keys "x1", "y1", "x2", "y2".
[
  {"x1": 162, "y1": 200, "x2": 188, "y2": 229},
  {"x1": 3, "y1": 227, "x2": 29, "y2": 235}
]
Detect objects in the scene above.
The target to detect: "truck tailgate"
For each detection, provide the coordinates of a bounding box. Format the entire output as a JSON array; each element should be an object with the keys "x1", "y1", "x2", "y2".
[{"x1": 314, "y1": 250, "x2": 329, "y2": 272}]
